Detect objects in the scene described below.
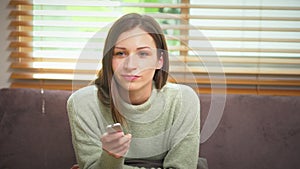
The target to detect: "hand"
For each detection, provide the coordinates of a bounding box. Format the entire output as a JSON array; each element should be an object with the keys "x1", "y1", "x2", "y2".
[
  {"x1": 70, "y1": 164, "x2": 79, "y2": 169},
  {"x1": 100, "y1": 132, "x2": 132, "y2": 158}
]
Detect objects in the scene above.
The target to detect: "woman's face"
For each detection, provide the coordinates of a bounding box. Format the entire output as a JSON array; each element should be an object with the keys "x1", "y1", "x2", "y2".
[{"x1": 112, "y1": 27, "x2": 163, "y2": 92}]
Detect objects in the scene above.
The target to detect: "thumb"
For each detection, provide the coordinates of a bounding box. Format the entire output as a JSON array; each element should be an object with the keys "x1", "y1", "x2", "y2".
[{"x1": 125, "y1": 133, "x2": 132, "y2": 140}]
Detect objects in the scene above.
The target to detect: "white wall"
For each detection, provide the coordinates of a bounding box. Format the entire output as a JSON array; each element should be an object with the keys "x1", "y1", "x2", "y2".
[{"x1": 0, "y1": 0, "x2": 11, "y2": 88}]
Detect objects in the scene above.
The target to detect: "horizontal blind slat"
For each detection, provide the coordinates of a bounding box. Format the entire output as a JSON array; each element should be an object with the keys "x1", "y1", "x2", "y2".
[
  {"x1": 11, "y1": 72, "x2": 300, "y2": 86},
  {"x1": 11, "y1": 52, "x2": 300, "y2": 64},
  {"x1": 11, "y1": 10, "x2": 300, "y2": 22},
  {"x1": 11, "y1": 21, "x2": 300, "y2": 32},
  {"x1": 9, "y1": 0, "x2": 300, "y2": 10},
  {"x1": 8, "y1": 0, "x2": 300, "y2": 95}
]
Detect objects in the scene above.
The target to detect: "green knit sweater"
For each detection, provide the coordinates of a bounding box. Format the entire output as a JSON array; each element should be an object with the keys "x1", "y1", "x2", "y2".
[{"x1": 67, "y1": 82, "x2": 200, "y2": 169}]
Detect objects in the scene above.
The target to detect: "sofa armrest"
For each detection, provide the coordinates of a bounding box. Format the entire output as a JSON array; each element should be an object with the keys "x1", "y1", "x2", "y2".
[{"x1": 0, "y1": 88, "x2": 76, "y2": 169}]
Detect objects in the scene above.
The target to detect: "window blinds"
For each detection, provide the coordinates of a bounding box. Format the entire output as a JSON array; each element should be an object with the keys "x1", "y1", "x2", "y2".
[{"x1": 9, "y1": 0, "x2": 300, "y2": 95}]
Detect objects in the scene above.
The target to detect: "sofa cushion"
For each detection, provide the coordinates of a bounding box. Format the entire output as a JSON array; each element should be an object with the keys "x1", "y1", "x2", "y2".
[{"x1": 0, "y1": 88, "x2": 76, "y2": 169}]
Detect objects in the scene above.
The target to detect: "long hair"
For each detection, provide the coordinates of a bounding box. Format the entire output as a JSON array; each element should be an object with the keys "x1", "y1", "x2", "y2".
[{"x1": 94, "y1": 13, "x2": 169, "y2": 125}]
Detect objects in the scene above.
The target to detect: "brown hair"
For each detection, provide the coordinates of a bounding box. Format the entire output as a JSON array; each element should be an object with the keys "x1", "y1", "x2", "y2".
[{"x1": 94, "y1": 13, "x2": 169, "y2": 125}]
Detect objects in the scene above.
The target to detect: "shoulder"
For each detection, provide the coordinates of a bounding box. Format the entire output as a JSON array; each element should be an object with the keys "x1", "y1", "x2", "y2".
[
  {"x1": 159, "y1": 83, "x2": 200, "y2": 113},
  {"x1": 161, "y1": 82, "x2": 199, "y2": 101},
  {"x1": 67, "y1": 85, "x2": 98, "y2": 105},
  {"x1": 69, "y1": 85, "x2": 97, "y2": 99},
  {"x1": 67, "y1": 85, "x2": 103, "y2": 123}
]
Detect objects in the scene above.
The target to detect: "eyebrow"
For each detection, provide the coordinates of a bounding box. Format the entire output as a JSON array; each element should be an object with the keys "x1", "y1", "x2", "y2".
[{"x1": 114, "y1": 46, "x2": 152, "y2": 50}]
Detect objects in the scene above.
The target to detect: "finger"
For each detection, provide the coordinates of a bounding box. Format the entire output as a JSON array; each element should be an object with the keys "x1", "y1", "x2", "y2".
[
  {"x1": 103, "y1": 133, "x2": 131, "y2": 150},
  {"x1": 109, "y1": 134, "x2": 132, "y2": 157},
  {"x1": 70, "y1": 164, "x2": 79, "y2": 169},
  {"x1": 117, "y1": 140, "x2": 131, "y2": 154},
  {"x1": 103, "y1": 134, "x2": 132, "y2": 157},
  {"x1": 100, "y1": 131, "x2": 124, "y2": 143},
  {"x1": 109, "y1": 141, "x2": 131, "y2": 158},
  {"x1": 105, "y1": 137, "x2": 130, "y2": 153},
  {"x1": 109, "y1": 137, "x2": 131, "y2": 152},
  {"x1": 117, "y1": 133, "x2": 132, "y2": 145},
  {"x1": 101, "y1": 132, "x2": 129, "y2": 156},
  {"x1": 103, "y1": 145, "x2": 126, "y2": 159},
  {"x1": 102, "y1": 134, "x2": 131, "y2": 148},
  {"x1": 125, "y1": 133, "x2": 132, "y2": 139}
]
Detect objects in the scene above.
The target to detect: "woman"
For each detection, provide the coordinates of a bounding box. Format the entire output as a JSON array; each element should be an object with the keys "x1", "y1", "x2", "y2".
[{"x1": 67, "y1": 13, "x2": 200, "y2": 169}]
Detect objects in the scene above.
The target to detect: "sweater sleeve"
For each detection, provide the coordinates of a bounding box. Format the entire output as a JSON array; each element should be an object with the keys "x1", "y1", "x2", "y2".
[
  {"x1": 67, "y1": 95, "x2": 125, "y2": 169},
  {"x1": 162, "y1": 85, "x2": 201, "y2": 169},
  {"x1": 68, "y1": 91, "x2": 154, "y2": 169}
]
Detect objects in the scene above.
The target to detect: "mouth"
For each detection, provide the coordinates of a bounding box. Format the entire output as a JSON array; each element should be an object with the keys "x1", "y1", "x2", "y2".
[{"x1": 121, "y1": 74, "x2": 141, "y2": 81}]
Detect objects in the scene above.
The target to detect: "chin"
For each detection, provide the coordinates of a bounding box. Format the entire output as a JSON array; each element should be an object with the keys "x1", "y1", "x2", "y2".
[
  {"x1": 120, "y1": 83, "x2": 141, "y2": 91},
  {"x1": 114, "y1": 77, "x2": 152, "y2": 92}
]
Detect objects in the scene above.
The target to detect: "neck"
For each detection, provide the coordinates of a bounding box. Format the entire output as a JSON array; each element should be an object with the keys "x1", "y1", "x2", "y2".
[{"x1": 118, "y1": 85, "x2": 152, "y2": 105}]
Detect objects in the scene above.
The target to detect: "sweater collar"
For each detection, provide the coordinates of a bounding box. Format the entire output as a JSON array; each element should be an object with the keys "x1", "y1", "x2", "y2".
[{"x1": 113, "y1": 82, "x2": 165, "y2": 123}]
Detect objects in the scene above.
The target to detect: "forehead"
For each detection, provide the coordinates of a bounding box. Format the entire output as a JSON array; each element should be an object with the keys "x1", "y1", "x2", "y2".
[{"x1": 115, "y1": 27, "x2": 155, "y2": 48}]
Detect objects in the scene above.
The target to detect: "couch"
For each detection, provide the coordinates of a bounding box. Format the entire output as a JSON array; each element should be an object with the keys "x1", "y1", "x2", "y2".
[{"x1": 0, "y1": 87, "x2": 299, "y2": 169}]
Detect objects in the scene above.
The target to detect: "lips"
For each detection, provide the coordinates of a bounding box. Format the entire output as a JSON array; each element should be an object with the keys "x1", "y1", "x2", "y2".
[{"x1": 122, "y1": 74, "x2": 141, "y2": 81}]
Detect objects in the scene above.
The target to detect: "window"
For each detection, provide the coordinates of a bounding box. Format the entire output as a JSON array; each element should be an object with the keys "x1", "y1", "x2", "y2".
[{"x1": 9, "y1": 0, "x2": 300, "y2": 95}]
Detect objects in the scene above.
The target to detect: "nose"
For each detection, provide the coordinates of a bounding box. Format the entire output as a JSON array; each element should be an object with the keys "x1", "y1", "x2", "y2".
[{"x1": 124, "y1": 54, "x2": 138, "y2": 70}]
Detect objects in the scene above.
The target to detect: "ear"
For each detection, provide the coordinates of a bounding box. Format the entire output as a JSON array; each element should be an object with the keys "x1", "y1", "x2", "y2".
[{"x1": 156, "y1": 55, "x2": 164, "y2": 69}]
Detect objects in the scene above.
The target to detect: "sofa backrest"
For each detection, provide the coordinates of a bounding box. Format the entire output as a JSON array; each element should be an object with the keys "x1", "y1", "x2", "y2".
[
  {"x1": 1, "y1": 88, "x2": 299, "y2": 169},
  {"x1": 0, "y1": 88, "x2": 76, "y2": 169},
  {"x1": 199, "y1": 94, "x2": 300, "y2": 169}
]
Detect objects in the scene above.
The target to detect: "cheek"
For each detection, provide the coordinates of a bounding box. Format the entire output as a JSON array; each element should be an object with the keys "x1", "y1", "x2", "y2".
[
  {"x1": 142, "y1": 68, "x2": 156, "y2": 78},
  {"x1": 112, "y1": 59, "x2": 121, "y2": 73},
  {"x1": 139, "y1": 59, "x2": 159, "y2": 70}
]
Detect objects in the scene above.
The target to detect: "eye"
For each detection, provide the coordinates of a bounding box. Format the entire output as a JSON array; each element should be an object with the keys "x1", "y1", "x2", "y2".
[
  {"x1": 138, "y1": 51, "x2": 150, "y2": 57},
  {"x1": 114, "y1": 51, "x2": 127, "y2": 57}
]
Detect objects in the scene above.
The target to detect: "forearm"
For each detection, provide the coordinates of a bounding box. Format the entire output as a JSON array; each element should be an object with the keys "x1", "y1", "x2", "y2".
[{"x1": 163, "y1": 135, "x2": 200, "y2": 168}]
